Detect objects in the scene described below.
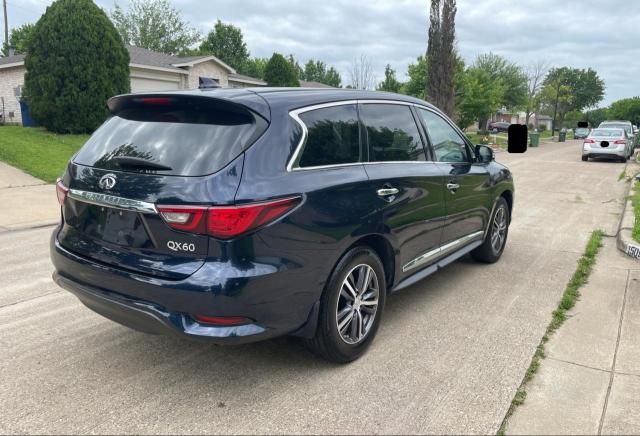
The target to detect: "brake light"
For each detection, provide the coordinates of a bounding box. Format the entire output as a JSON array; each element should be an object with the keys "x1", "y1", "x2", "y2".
[
  {"x1": 584, "y1": 139, "x2": 595, "y2": 143},
  {"x1": 135, "y1": 97, "x2": 173, "y2": 105},
  {"x1": 157, "y1": 196, "x2": 301, "y2": 239},
  {"x1": 614, "y1": 140, "x2": 627, "y2": 144},
  {"x1": 193, "y1": 315, "x2": 251, "y2": 326},
  {"x1": 55, "y1": 179, "x2": 68, "y2": 206}
]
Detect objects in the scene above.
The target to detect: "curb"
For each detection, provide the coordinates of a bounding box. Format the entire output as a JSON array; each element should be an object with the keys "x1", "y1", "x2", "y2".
[
  {"x1": 617, "y1": 177, "x2": 640, "y2": 259},
  {"x1": 0, "y1": 220, "x2": 59, "y2": 234}
]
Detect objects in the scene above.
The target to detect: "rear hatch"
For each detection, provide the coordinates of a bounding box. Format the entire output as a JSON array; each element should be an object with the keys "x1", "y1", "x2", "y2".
[
  {"x1": 58, "y1": 93, "x2": 268, "y2": 280},
  {"x1": 588, "y1": 129, "x2": 625, "y2": 149}
]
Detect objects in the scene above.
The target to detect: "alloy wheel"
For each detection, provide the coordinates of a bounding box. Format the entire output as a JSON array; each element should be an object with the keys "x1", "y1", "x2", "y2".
[
  {"x1": 335, "y1": 264, "x2": 380, "y2": 345},
  {"x1": 490, "y1": 206, "x2": 508, "y2": 253}
]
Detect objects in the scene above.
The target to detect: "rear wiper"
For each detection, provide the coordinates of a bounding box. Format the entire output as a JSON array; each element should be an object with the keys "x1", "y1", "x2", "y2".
[{"x1": 110, "y1": 156, "x2": 173, "y2": 171}]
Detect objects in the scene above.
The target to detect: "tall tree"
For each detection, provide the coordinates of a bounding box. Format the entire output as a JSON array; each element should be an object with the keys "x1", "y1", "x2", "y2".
[
  {"x1": 263, "y1": 53, "x2": 299, "y2": 87},
  {"x1": 425, "y1": 0, "x2": 457, "y2": 117},
  {"x1": 541, "y1": 67, "x2": 604, "y2": 134},
  {"x1": 348, "y1": 54, "x2": 375, "y2": 90},
  {"x1": 111, "y1": 0, "x2": 200, "y2": 55},
  {"x1": 25, "y1": 0, "x2": 129, "y2": 133},
  {"x1": 1, "y1": 23, "x2": 35, "y2": 56},
  {"x1": 198, "y1": 20, "x2": 249, "y2": 71},
  {"x1": 242, "y1": 57, "x2": 269, "y2": 79},
  {"x1": 524, "y1": 60, "x2": 550, "y2": 126},
  {"x1": 474, "y1": 53, "x2": 527, "y2": 111},
  {"x1": 377, "y1": 64, "x2": 402, "y2": 93},
  {"x1": 457, "y1": 65, "x2": 504, "y2": 131},
  {"x1": 287, "y1": 54, "x2": 304, "y2": 80},
  {"x1": 402, "y1": 55, "x2": 427, "y2": 98}
]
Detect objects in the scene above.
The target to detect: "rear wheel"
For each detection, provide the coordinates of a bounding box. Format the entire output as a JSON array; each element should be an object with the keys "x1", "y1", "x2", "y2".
[
  {"x1": 621, "y1": 155, "x2": 628, "y2": 163},
  {"x1": 305, "y1": 247, "x2": 386, "y2": 363},
  {"x1": 582, "y1": 155, "x2": 588, "y2": 161},
  {"x1": 471, "y1": 197, "x2": 509, "y2": 263}
]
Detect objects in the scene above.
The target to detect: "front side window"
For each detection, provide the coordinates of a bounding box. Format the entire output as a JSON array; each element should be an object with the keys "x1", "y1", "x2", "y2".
[
  {"x1": 359, "y1": 104, "x2": 425, "y2": 162},
  {"x1": 418, "y1": 108, "x2": 471, "y2": 163},
  {"x1": 297, "y1": 104, "x2": 361, "y2": 168}
]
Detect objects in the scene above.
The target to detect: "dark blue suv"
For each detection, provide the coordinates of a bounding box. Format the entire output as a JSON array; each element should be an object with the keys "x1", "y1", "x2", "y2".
[{"x1": 51, "y1": 88, "x2": 514, "y2": 362}]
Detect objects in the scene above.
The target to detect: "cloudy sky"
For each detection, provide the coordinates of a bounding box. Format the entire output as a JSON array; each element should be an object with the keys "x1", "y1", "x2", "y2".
[{"x1": 8, "y1": 0, "x2": 640, "y2": 105}]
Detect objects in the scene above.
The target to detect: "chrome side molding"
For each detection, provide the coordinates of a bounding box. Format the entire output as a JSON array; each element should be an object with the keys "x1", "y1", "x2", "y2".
[
  {"x1": 68, "y1": 189, "x2": 157, "y2": 214},
  {"x1": 402, "y1": 230, "x2": 484, "y2": 273}
]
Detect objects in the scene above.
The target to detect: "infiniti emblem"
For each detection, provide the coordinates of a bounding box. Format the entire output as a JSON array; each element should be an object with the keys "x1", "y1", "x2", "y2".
[{"x1": 99, "y1": 173, "x2": 117, "y2": 190}]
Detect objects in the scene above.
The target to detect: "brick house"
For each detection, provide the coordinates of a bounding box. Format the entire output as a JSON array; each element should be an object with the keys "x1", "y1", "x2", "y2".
[{"x1": 0, "y1": 46, "x2": 267, "y2": 126}]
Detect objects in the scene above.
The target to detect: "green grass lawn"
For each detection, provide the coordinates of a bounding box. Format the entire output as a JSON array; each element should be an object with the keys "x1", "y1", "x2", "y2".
[
  {"x1": 632, "y1": 182, "x2": 640, "y2": 243},
  {"x1": 0, "y1": 126, "x2": 89, "y2": 183}
]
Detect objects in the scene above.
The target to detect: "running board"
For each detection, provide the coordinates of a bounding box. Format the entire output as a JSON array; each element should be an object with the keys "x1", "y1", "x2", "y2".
[{"x1": 391, "y1": 240, "x2": 483, "y2": 293}]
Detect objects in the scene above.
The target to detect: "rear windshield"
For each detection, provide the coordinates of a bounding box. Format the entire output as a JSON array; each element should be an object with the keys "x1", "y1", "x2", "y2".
[
  {"x1": 600, "y1": 123, "x2": 631, "y2": 133},
  {"x1": 74, "y1": 103, "x2": 262, "y2": 176},
  {"x1": 575, "y1": 128, "x2": 589, "y2": 133},
  {"x1": 591, "y1": 129, "x2": 623, "y2": 137}
]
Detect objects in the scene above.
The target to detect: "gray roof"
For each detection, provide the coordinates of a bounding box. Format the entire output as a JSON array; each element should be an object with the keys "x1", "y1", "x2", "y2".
[
  {"x1": 229, "y1": 73, "x2": 266, "y2": 85},
  {"x1": 0, "y1": 54, "x2": 25, "y2": 66},
  {"x1": 126, "y1": 46, "x2": 186, "y2": 72},
  {"x1": 300, "y1": 80, "x2": 335, "y2": 88}
]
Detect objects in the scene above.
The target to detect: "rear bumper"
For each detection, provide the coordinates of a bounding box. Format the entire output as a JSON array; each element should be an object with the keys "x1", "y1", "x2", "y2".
[
  {"x1": 50, "y1": 229, "x2": 321, "y2": 344},
  {"x1": 582, "y1": 146, "x2": 625, "y2": 158}
]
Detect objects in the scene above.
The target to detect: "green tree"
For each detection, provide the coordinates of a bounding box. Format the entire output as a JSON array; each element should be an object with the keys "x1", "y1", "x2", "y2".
[
  {"x1": 286, "y1": 54, "x2": 304, "y2": 80},
  {"x1": 425, "y1": 0, "x2": 457, "y2": 117},
  {"x1": 301, "y1": 59, "x2": 341, "y2": 87},
  {"x1": 585, "y1": 107, "x2": 609, "y2": 127},
  {"x1": 198, "y1": 20, "x2": 249, "y2": 71},
  {"x1": 457, "y1": 66, "x2": 504, "y2": 131},
  {"x1": 402, "y1": 55, "x2": 427, "y2": 98},
  {"x1": 241, "y1": 57, "x2": 269, "y2": 79},
  {"x1": 264, "y1": 53, "x2": 299, "y2": 87},
  {"x1": 2, "y1": 23, "x2": 36, "y2": 56},
  {"x1": 541, "y1": 67, "x2": 604, "y2": 134},
  {"x1": 377, "y1": 64, "x2": 402, "y2": 93},
  {"x1": 25, "y1": 0, "x2": 130, "y2": 133},
  {"x1": 111, "y1": 0, "x2": 200, "y2": 55},
  {"x1": 608, "y1": 97, "x2": 640, "y2": 126},
  {"x1": 473, "y1": 53, "x2": 527, "y2": 111}
]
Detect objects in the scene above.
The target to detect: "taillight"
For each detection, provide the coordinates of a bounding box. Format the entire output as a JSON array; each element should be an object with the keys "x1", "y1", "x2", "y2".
[
  {"x1": 56, "y1": 179, "x2": 68, "y2": 206},
  {"x1": 614, "y1": 140, "x2": 627, "y2": 144},
  {"x1": 193, "y1": 315, "x2": 251, "y2": 326},
  {"x1": 584, "y1": 139, "x2": 595, "y2": 143},
  {"x1": 157, "y1": 196, "x2": 301, "y2": 239}
]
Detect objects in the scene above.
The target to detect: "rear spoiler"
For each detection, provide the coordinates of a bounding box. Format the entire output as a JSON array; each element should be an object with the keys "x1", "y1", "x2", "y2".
[{"x1": 107, "y1": 92, "x2": 270, "y2": 122}]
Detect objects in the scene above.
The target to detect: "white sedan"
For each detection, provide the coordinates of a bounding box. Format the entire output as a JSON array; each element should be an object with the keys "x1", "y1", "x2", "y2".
[{"x1": 581, "y1": 128, "x2": 634, "y2": 162}]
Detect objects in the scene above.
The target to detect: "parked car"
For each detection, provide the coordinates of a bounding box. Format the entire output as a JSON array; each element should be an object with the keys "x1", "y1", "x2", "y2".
[
  {"x1": 582, "y1": 127, "x2": 633, "y2": 162},
  {"x1": 50, "y1": 89, "x2": 515, "y2": 363},
  {"x1": 488, "y1": 121, "x2": 510, "y2": 133},
  {"x1": 599, "y1": 120, "x2": 634, "y2": 141},
  {"x1": 574, "y1": 127, "x2": 590, "y2": 139}
]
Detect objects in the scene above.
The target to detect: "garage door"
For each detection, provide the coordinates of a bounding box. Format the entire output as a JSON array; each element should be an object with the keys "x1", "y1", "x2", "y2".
[{"x1": 130, "y1": 77, "x2": 181, "y2": 92}]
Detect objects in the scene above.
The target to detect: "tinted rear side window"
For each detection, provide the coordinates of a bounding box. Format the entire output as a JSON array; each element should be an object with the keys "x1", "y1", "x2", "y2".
[
  {"x1": 359, "y1": 104, "x2": 425, "y2": 162},
  {"x1": 297, "y1": 105, "x2": 361, "y2": 168},
  {"x1": 74, "y1": 102, "x2": 262, "y2": 176}
]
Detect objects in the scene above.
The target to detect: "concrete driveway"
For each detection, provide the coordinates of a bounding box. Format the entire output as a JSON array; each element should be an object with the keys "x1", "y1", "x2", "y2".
[{"x1": 0, "y1": 140, "x2": 628, "y2": 434}]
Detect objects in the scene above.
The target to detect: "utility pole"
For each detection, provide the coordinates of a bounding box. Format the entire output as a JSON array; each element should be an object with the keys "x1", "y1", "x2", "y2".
[{"x1": 2, "y1": 0, "x2": 8, "y2": 55}]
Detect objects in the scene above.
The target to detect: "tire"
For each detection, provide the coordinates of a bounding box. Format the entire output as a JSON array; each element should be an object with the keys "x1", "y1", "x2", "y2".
[
  {"x1": 582, "y1": 155, "x2": 588, "y2": 161},
  {"x1": 305, "y1": 247, "x2": 387, "y2": 363},
  {"x1": 621, "y1": 155, "x2": 628, "y2": 163},
  {"x1": 471, "y1": 197, "x2": 510, "y2": 264}
]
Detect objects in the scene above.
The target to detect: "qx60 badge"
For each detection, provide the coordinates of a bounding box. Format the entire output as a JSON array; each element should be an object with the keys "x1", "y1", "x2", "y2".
[{"x1": 99, "y1": 173, "x2": 117, "y2": 190}]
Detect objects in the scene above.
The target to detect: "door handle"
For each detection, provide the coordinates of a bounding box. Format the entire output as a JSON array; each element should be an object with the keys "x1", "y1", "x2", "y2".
[
  {"x1": 377, "y1": 188, "x2": 399, "y2": 197},
  {"x1": 446, "y1": 183, "x2": 460, "y2": 192}
]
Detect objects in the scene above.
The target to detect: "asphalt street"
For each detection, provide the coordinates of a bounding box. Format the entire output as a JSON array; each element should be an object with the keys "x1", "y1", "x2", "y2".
[{"x1": 0, "y1": 139, "x2": 628, "y2": 434}]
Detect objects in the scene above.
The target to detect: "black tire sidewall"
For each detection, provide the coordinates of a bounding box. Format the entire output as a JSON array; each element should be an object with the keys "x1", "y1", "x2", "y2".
[{"x1": 319, "y1": 248, "x2": 387, "y2": 361}]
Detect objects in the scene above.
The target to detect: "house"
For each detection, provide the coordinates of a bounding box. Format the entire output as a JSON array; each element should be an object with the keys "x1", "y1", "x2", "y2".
[
  {"x1": 483, "y1": 110, "x2": 553, "y2": 131},
  {"x1": 0, "y1": 46, "x2": 267, "y2": 126}
]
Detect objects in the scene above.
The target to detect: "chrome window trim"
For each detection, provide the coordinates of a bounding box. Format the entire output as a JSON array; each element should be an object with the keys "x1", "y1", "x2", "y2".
[
  {"x1": 68, "y1": 189, "x2": 158, "y2": 214},
  {"x1": 287, "y1": 99, "x2": 440, "y2": 172},
  {"x1": 402, "y1": 230, "x2": 484, "y2": 273}
]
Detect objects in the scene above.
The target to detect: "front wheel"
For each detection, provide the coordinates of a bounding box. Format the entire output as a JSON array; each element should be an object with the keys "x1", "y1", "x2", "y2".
[
  {"x1": 305, "y1": 247, "x2": 386, "y2": 363},
  {"x1": 471, "y1": 197, "x2": 509, "y2": 263}
]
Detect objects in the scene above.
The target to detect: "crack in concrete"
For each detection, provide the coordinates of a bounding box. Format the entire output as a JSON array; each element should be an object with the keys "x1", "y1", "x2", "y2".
[{"x1": 598, "y1": 269, "x2": 631, "y2": 435}]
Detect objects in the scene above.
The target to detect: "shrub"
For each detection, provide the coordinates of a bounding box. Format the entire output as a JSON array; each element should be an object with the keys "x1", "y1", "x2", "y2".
[
  {"x1": 538, "y1": 124, "x2": 547, "y2": 132},
  {"x1": 24, "y1": 0, "x2": 130, "y2": 133}
]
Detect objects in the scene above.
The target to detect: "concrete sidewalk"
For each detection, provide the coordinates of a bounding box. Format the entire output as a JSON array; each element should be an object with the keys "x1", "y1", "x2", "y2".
[
  {"x1": 0, "y1": 162, "x2": 59, "y2": 231},
  {"x1": 506, "y1": 236, "x2": 640, "y2": 434}
]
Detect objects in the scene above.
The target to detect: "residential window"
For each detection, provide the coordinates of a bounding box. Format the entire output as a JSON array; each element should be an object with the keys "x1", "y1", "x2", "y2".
[
  {"x1": 359, "y1": 104, "x2": 425, "y2": 162},
  {"x1": 418, "y1": 108, "x2": 471, "y2": 163},
  {"x1": 297, "y1": 104, "x2": 361, "y2": 168}
]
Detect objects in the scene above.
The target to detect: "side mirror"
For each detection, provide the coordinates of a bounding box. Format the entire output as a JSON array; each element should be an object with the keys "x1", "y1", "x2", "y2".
[{"x1": 475, "y1": 145, "x2": 494, "y2": 163}]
